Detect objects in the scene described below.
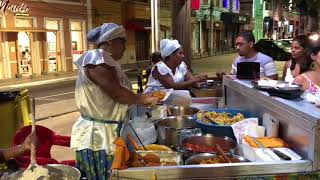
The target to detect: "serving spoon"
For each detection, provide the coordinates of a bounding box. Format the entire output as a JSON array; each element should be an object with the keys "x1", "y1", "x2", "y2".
[{"x1": 27, "y1": 98, "x2": 37, "y2": 171}]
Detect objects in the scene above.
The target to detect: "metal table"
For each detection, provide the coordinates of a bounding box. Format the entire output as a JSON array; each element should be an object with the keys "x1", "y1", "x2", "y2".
[{"x1": 112, "y1": 77, "x2": 318, "y2": 179}]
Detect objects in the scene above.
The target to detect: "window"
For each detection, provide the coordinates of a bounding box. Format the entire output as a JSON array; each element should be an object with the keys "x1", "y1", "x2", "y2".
[
  {"x1": 15, "y1": 18, "x2": 34, "y2": 27},
  {"x1": 70, "y1": 21, "x2": 82, "y2": 31},
  {"x1": 223, "y1": 0, "x2": 228, "y2": 9},
  {"x1": 45, "y1": 20, "x2": 59, "y2": 30},
  {"x1": 265, "y1": 1, "x2": 271, "y2": 10}
]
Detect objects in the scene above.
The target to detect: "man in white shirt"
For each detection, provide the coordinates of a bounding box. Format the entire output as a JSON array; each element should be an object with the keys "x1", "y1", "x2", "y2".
[{"x1": 231, "y1": 31, "x2": 278, "y2": 80}]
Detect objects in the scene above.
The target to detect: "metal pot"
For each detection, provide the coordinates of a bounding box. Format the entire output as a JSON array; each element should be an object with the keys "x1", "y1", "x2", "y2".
[
  {"x1": 3, "y1": 164, "x2": 81, "y2": 180},
  {"x1": 166, "y1": 106, "x2": 199, "y2": 116},
  {"x1": 185, "y1": 153, "x2": 249, "y2": 165},
  {"x1": 155, "y1": 116, "x2": 198, "y2": 149}
]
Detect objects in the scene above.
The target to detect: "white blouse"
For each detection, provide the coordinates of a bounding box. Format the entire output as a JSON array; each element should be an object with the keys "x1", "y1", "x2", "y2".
[
  {"x1": 70, "y1": 49, "x2": 132, "y2": 154},
  {"x1": 145, "y1": 61, "x2": 188, "y2": 92}
]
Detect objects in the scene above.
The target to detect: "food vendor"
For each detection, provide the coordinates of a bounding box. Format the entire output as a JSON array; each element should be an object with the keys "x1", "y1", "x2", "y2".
[
  {"x1": 145, "y1": 39, "x2": 207, "y2": 91},
  {"x1": 70, "y1": 23, "x2": 158, "y2": 180}
]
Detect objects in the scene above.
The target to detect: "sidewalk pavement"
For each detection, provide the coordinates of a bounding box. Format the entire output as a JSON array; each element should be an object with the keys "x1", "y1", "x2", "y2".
[
  {"x1": 0, "y1": 71, "x2": 78, "y2": 91},
  {"x1": 37, "y1": 111, "x2": 80, "y2": 161}
]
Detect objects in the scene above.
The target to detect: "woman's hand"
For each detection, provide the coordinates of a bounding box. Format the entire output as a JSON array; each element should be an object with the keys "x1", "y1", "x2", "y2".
[
  {"x1": 22, "y1": 133, "x2": 37, "y2": 152},
  {"x1": 138, "y1": 93, "x2": 159, "y2": 106},
  {"x1": 195, "y1": 74, "x2": 208, "y2": 82}
]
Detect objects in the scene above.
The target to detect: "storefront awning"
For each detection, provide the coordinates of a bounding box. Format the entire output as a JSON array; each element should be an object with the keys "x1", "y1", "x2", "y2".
[
  {"x1": 0, "y1": 28, "x2": 57, "y2": 32},
  {"x1": 221, "y1": 12, "x2": 250, "y2": 24}
]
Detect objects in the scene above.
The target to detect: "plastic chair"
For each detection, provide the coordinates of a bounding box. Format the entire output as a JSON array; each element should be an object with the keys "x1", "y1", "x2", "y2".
[{"x1": 12, "y1": 125, "x2": 75, "y2": 168}]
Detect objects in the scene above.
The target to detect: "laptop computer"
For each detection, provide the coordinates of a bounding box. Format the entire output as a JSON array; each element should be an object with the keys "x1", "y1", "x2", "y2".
[{"x1": 236, "y1": 62, "x2": 260, "y2": 80}]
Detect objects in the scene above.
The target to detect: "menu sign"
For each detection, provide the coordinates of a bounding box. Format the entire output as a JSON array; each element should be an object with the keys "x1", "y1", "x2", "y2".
[{"x1": 0, "y1": 0, "x2": 29, "y2": 15}]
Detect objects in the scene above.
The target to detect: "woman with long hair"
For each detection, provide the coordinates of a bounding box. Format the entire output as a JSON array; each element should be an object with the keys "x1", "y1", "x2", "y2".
[{"x1": 282, "y1": 35, "x2": 312, "y2": 82}]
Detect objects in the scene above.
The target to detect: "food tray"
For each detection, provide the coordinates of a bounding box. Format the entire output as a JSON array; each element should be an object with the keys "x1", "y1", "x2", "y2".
[{"x1": 136, "y1": 151, "x2": 183, "y2": 166}]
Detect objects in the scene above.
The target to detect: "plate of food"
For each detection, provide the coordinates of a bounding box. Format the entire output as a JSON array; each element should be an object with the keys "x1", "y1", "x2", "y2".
[{"x1": 152, "y1": 89, "x2": 174, "y2": 101}]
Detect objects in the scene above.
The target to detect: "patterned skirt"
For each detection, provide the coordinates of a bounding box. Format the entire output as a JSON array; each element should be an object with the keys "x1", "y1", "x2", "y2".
[{"x1": 76, "y1": 149, "x2": 113, "y2": 180}]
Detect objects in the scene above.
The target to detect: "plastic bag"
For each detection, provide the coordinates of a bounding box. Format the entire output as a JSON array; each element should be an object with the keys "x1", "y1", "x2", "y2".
[{"x1": 129, "y1": 117, "x2": 157, "y2": 146}]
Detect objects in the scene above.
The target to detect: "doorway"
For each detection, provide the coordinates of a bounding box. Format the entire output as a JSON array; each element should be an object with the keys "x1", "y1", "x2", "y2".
[
  {"x1": 135, "y1": 31, "x2": 150, "y2": 61},
  {"x1": 17, "y1": 32, "x2": 31, "y2": 75},
  {"x1": 47, "y1": 32, "x2": 57, "y2": 72}
]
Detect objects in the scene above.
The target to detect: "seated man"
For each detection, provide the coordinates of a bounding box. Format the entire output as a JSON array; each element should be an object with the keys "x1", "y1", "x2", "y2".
[{"x1": 231, "y1": 31, "x2": 278, "y2": 80}]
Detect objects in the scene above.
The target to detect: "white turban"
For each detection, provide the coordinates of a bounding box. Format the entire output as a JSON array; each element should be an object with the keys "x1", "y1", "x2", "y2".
[
  {"x1": 87, "y1": 23, "x2": 126, "y2": 45},
  {"x1": 160, "y1": 39, "x2": 181, "y2": 58}
]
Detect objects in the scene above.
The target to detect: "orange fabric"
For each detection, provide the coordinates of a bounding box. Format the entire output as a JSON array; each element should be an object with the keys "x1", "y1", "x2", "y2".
[
  {"x1": 127, "y1": 133, "x2": 140, "y2": 150},
  {"x1": 244, "y1": 136, "x2": 288, "y2": 148},
  {"x1": 111, "y1": 137, "x2": 130, "y2": 170}
]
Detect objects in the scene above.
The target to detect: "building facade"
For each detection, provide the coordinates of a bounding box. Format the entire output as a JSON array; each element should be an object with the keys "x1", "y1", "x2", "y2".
[
  {"x1": 192, "y1": 0, "x2": 249, "y2": 58},
  {"x1": 0, "y1": 0, "x2": 88, "y2": 79},
  {"x1": 91, "y1": 0, "x2": 172, "y2": 66},
  {"x1": 240, "y1": 0, "x2": 300, "y2": 41}
]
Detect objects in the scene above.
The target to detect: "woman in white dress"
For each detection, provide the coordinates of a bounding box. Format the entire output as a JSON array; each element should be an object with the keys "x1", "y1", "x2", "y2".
[
  {"x1": 146, "y1": 39, "x2": 207, "y2": 91},
  {"x1": 70, "y1": 23, "x2": 158, "y2": 180},
  {"x1": 282, "y1": 35, "x2": 312, "y2": 83}
]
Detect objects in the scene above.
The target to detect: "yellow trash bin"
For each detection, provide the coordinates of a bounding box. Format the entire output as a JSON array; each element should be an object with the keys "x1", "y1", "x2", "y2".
[{"x1": 0, "y1": 89, "x2": 31, "y2": 148}]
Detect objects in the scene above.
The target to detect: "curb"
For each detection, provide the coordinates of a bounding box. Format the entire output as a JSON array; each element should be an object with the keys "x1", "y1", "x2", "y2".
[{"x1": 0, "y1": 76, "x2": 77, "y2": 91}]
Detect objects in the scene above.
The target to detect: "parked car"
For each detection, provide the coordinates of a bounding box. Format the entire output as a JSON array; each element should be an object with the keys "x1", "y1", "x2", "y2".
[
  {"x1": 254, "y1": 39, "x2": 291, "y2": 61},
  {"x1": 275, "y1": 40, "x2": 291, "y2": 54}
]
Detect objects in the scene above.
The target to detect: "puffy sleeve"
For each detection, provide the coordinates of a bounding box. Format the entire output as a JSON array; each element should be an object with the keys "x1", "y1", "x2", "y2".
[
  {"x1": 74, "y1": 49, "x2": 119, "y2": 69},
  {"x1": 179, "y1": 61, "x2": 188, "y2": 76},
  {"x1": 154, "y1": 61, "x2": 173, "y2": 76}
]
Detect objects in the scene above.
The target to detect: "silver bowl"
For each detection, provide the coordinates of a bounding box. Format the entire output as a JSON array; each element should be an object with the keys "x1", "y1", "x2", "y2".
[
  {"x1": 185, "y1": 153, "x2": 249, "y2": 165},
  {"x1": 181, "y1": 134, "x2": 237, "y2": 154},
  {"x1": 166, "y1": 106, "x2": 199, "y2": 116},
  {"x1": 3, "y1": 164, "x2": 81, "y2": 180}
]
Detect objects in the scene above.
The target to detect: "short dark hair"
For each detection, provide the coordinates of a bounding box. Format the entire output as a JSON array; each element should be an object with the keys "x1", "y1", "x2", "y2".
[
  {"x1": 150, "y1": 51, "x2": 162, "y2": 62},
  {"x1": 237, "y1": 31, "x2": 255, "y2": 43}
]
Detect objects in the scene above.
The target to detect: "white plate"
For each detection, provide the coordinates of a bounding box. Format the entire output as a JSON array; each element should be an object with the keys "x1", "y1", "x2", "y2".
[{"x1": 154, "y1": 88, "x2": 174, "y2": 101}]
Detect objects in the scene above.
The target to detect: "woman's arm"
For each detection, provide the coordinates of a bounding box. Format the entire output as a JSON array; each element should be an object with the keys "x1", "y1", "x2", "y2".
[
  {"x1": 85, "y1": 64, "x2": 157, "y2": 105},
  {"x1": 293, "y1": 74, "x2": 310, "y2": 91},
  {"x1": 282, "y1": 60, "x2": 290, "y2": 80},
  {"x1": 152, "y1": 67, "x2": 203, "y2": 90},
  {"x1": 0, "y1": 133, "x2": 36, "y2": 163}
]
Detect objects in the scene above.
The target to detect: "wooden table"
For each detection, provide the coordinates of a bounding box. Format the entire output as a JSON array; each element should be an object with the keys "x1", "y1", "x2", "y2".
[{"x1": 189, "y1": 84, "x2": 223, "y2": 97}]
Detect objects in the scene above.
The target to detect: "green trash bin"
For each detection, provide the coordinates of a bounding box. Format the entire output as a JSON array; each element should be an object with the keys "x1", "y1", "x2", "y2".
[{"x1": 0, "y1": 89, "x2": 31, "y2": 148}]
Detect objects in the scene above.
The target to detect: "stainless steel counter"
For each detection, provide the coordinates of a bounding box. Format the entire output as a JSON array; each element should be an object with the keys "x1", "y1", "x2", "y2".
[
  {"x1": 112, "y1": 77, "x2": 318, "y2": 179},
  {"x1": 223, "y1": 76, "x2": 320, "y2": 170}
]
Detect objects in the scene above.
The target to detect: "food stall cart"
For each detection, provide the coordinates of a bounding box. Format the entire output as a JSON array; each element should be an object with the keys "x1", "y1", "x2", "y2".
[{"x1": 111, "y1": 76, "x2": 319, "y2": 179}]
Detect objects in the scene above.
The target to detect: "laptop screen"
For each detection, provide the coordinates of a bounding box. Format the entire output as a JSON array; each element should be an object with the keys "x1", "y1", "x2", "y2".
[{"x1": 236, "y1": 62, "x2": 260, "y2": 80}]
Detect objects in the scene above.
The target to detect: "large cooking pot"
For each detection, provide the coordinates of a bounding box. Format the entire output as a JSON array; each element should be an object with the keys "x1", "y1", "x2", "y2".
[
  {"x1": 3, "y1": 164, "x2": 81, "y2": 180},
  {"x1": 155, "y1": 116, "x2": 198, "y2": 148},
  {"x1": 166, "y1": 106, "x2": 199, "y2": 116}
]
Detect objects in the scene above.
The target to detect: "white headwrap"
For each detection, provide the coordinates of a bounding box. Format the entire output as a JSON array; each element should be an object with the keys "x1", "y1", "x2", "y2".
[
  {"x1": 87, "y1": 23, "x2": 126, "y2": 45},
  {"x1": 160, "y1": 39, "x2": 181, "y2": 58}
]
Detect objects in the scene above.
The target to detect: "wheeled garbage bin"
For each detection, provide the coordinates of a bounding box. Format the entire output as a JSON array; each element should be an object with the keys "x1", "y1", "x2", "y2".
[{"x1": 0, "y1": 89, "x2": 31, "y2": 148}]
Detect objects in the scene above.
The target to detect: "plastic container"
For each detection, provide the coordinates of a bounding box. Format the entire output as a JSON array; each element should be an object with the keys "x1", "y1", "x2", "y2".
[
  {"x1": 0, "y1": 89, "x2": 31, "y2": 148},
  {"x1": 194, "y1": 108, "x2": 253, "y2": 140}
]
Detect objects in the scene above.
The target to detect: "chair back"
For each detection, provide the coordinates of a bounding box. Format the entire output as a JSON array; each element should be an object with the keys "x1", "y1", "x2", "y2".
[{"x1": 13, "y1": 125, "x2": 55, "y2": 158}]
